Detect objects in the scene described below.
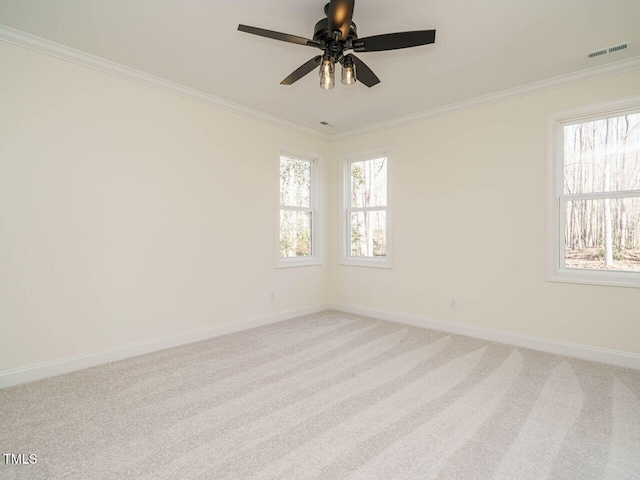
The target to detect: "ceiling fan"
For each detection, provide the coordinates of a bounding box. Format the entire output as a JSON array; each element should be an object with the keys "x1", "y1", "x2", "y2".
[{"x1": 238, "y1": 0, "x2": 436, "y2": 89}]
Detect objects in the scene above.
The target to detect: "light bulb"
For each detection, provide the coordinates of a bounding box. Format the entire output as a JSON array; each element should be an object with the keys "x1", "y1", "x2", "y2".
[
  {"x1": 341, "y1": 58, "x2": 356, "y2": 85},
  {"x1": 320, "y1": 56, "x2": 335, "y2": 90}
]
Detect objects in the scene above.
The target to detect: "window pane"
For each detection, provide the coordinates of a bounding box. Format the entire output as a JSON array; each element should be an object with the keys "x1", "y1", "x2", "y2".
[
  {"x1": 350, "y1": 157, "x2": 387, "y2": 208},
  {"x1": 280, "y1": 156, "x2": 311, "y2": 207},
  {"x1": 563, "y1": 113, "x2": 640, "y2": 195},
  {"x1": 280, "y1": 209, "x2": 312, "y2": 258},
  {"x1": 350, "y1": 210, "x2": 386, "y2": 257},
  {"x1": 564, "y1": 197, "x2": 640, "y2": 272}
]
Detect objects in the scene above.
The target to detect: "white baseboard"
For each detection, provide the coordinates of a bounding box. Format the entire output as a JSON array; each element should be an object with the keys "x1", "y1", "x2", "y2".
[
  {"x1": 329, "y1": 302, "x2": 640, "y2": 370},
  {"x1": 0, "y1": 303, "x2": 329, "y2": 389},
  {"x1": 4, "y1": 301, "x2": 637, "y2": 389}
]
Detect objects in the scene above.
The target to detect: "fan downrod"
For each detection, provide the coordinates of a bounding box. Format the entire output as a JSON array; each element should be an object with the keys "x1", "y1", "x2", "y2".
[{"x1": 314, "y1": 3, "x2": 358, "y2": 53}]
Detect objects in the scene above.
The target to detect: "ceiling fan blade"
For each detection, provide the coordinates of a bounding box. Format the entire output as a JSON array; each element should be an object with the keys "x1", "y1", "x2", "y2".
[
  {"x1": 238, "y1": 25, "x2": 320, "y2": 48},
  {"x1": 281, "y1": 56, "x2": 323, "y2": 85},
  {"x1": 352, "y1": 30, "x2": 436, "y2": 52},
  {"x1": 349, "y1": 54, "x2": 380, "y2": 88},
  {"x1": 327, "y1": 0, "x2": 355, "y2": 41}
]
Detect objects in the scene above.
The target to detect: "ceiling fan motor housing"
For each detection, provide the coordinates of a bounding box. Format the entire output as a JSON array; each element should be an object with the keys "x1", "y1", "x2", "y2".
[{"x1": 313, "y1": 17, "x2": 358, "y2": 52}]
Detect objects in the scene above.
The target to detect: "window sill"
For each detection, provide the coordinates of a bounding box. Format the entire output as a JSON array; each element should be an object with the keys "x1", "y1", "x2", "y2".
[
  {"x1": 339, "y1": 257, "x2": 392, "y2": 269},
  {"x1": 275, "y1": 258, "x2": 322, "y2": 269},
  {"x1": 547, "y1": 269, "x2": 640, "y2": 288}
]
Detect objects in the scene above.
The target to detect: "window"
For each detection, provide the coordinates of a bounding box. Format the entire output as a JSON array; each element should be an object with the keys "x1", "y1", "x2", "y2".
[
  {"x1": 547, "y1": 96, "x2": 640, "y2": 287},
  {"x1": 340, "y1": 149, "x2": 391, "y2": 267},
  {"x1": 277, "y1": 149, "x2": 321, "y2": 267}
]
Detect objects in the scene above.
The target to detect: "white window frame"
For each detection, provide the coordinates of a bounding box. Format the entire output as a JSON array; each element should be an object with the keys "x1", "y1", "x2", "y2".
[
  {"x1": 546, "y1": 95, "x2": 640, "y2": 288},
  {"x1": 276, "y1": 146, "x2": 322, "y2": 268},
  {"x1": 339, "y1": 147, "x2": 392, "y2": 268}
]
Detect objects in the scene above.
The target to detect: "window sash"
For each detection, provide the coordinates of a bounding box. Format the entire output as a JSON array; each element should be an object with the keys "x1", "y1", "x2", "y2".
[
  {"x1": 560, "y1": 190, "x2": 640, "y2": 201},
  {"x1": 280, "y1": 208, "x2": 314, "y2": 258},
  {"x1": 347, "y1": 206, "x2": 387, "y2": 213},
  {"x1": 279, "y1": 157, "x2": 313, "y2": 209},
  {"x1": 348, "y1": 158, "x2": 388, "y2": 209},
  {"x1": 347, "y1": 208, "x2": 387, "y2": 258},
  {"x1": 280, "y1": 206, "x2": 314, "y2": 213},
  {"x1": 558, "y1": 194, "x2": 640, "y2": 272}
]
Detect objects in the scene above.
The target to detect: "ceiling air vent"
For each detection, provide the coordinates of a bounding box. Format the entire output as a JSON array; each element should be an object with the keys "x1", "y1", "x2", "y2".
[
  {"x1": 608, "y1": 42, "x2": 629, "y2": 53},
  {"x1": 587, "y1": 42, "x2": 630, "y2": 59},
  {"x1": 587, "y1": 48, "x2": 608, "y2": 59}
]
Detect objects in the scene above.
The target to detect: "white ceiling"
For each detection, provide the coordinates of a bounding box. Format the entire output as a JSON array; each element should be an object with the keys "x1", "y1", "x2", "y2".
[{"x1": 1, "y1": 0, "x2": 639, "y2": 134}]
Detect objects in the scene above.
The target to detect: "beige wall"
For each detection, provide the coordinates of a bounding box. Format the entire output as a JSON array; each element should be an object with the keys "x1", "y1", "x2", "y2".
[
  {"x1": 330, "y1": 69, "x2": 640, "y2": 355},
  {"x1": 0, "y1": 42, "x2": 329, "y2": 371},
  {"x1": 2, "y1": 39, "x2": 639, "y2": 375}
]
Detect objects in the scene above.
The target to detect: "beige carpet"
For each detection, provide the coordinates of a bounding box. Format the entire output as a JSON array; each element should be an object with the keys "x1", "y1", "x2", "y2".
[{"x1": 1, "y1": 310, "x2": 639, "y2": 480}]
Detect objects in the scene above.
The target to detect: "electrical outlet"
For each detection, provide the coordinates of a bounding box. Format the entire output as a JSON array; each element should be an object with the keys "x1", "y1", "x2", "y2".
[
  {"x1": 270, "y1": 292, "x2": 276, "y2": 302},
  {"x1": 450, "y1": 298, "x2": 458, "y2": 309}
]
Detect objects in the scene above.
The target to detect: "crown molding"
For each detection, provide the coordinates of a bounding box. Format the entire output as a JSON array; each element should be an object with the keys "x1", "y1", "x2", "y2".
[
  {"x1": 332, "y1": 55, "x2": 640, "y2": 140},
  {"x1": 0, "y1": 24, "x2": 331, "y2": 141},
  {"x1": 2, "y1": 24, "x2": 639, "y2": 143}
]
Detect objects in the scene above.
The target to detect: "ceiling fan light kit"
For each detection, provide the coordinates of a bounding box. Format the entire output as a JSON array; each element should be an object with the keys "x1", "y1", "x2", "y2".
[{"x1": 238, "y1": 0, "x2": 436, "y2": 90}]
